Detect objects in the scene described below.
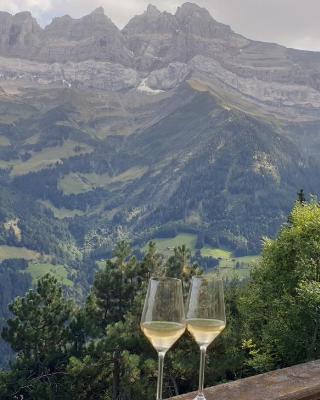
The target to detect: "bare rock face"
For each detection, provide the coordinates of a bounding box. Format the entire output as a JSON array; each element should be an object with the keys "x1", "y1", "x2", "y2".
[
  {"x1": 123, "y1": 4, "x2": 179, "y2": 71},
  {"x1": 175, "y1": 2, "x2": 232, "y2": 39},
  {"x1": 0, "y1": 11, "x2": 42, "y2": 58},
  {"x1": 0, "y1": 8, "x2": 133, "y2": 66},
  {"x1": 44, "y1": 7, "x2": 108, "y2": 41},
  {"x1": 146, "y1": 63, "x2": 191, "y2": 90},
  {"x1": 0, "y1": 56, "x2": 139, "y2": 91},
  {"x1": 123, "y1": 4, "x2": 177, "y2": 35},
  {"x1": 0, "y1": 3, "x2": 319, "y2": 119},
  {"x1": 41, "y1": 7, "x2": 133, "y2": 65},
  {"x1": 123, "y1": 2, "x2": 249, "y2": 71}
]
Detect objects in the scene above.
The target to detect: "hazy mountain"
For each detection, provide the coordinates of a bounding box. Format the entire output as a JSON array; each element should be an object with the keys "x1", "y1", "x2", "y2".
[{"x1": 0, "y1": 3, "x2": 319, "y2": 258}]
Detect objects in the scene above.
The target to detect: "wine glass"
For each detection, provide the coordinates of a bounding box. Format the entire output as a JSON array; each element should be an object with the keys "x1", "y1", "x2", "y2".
[
  {"x1": 141, "y1": 277, "x2": 186, "y2": 400},
  {"x1": 186, "y1": 276, "x2": 226, "y2": 400}
]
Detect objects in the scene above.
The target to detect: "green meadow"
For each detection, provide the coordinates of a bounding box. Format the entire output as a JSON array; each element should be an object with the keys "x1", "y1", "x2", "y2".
[
  {"x1": 27, "y1": 263, "x2": 74, "y2": 287},
  {"x1": 40, "y1": 201, "x2": 85, "y2": 219},
  {"x1": 11, "y1": 140, "x2": 93, "y2": 176},
  {"x1": 144, "y1": 233, "x2": 260, "y2": 279},
  {"x1": 144, "y1": 233, "x2": 198, "y2": 257},
  {"x1": 58, "y1": 167, "x2": 147, "y2": 195},
  {"x1": 0, "y1": 245, "x2": 40, "y2": 261}
]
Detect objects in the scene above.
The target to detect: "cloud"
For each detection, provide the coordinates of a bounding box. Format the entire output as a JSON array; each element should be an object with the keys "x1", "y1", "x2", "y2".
[
  {"x1": 0, "y1": 0, "x2": 319, "y2": 51},
  {"x1": 198, "y1": 0, "x2": 320, "y2": 51},
  {"x1": 0, "y1": 0, "x2": 52, "y2": 17}
]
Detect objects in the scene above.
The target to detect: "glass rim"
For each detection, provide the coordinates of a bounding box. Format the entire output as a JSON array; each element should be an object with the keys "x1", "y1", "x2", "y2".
[
  {"x1": 149, "y1": 277, "x2": 182, "y2": 283},
  {"x1": 191, "y1": 275, "x2": 223, "y2": 282}
]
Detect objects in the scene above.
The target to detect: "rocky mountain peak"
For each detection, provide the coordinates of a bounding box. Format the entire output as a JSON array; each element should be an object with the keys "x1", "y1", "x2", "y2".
[
  {"x1": 123, "y1": 4, "x2": 177, "y2": 36},
  {"x1": 44, "y1": 15, "x2": 72, "y2": 36},
  {"x1": 90, "y1": 6, "x2": 105, "y2": 15},
  {"x1": 0, "y1": 10, "x2": 42, "y2": 58},
  {"x1": 12, "y1": 10, "x2": 42, "y2": 31},
  {"x1": 175, "y1": 2, "x2": 212, "y2": 19},
  {"x1": 45, "y1": 6, "x2": 119, "y2": 41},
  {"x1": 83, "y1": 6, "x2": 113, "y2": 27},
  {"x1": 0, "y1": 11, "x2": 10, "y2": 17},
  {"x1": 13, "y1": 11, "x2": 33, "y2": 19},
  {"x1": 175, "y1": 2, "x2": 233, "y2": 39},
  {"x1": 146, "y1": 4, "x2": 161, "y2": 17}
]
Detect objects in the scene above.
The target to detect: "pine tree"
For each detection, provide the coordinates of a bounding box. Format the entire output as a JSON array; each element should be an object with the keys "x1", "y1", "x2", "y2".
[
  {"x1": 297, "y1": 189, "x2": 306, "y2": 203},
  {"x1": 1, "y1": 274, "x2": 77, "y2": 398}
]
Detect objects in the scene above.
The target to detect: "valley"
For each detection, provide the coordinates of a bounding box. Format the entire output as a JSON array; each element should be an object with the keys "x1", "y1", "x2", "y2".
[
  {"x1": 0, "y1": 4, "x2": 319, "y2": 396},
  {"x1": 0, "y1": 2, "x2": 319, "y2": 289}
]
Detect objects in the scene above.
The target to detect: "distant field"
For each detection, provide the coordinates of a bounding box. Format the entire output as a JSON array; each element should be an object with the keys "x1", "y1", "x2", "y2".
[
  {"x1": 59, "y1": 167, "x2": 147, "y2": 195},
  {"x1": 201, "y1": 246, "x2": 232, "y2": 259},
  {"x1": 0, "y1": 159, "x2": 14, "y2": 169},
  {"x1": 11, "y1": 140, "x2": 93, "y2": 176},
  {"x1": 144, "y1": 233, "x2": 198, "y2": 257},
  {"x1": 40, "y1": 201, "x2": 85, "y2": 219},
  {"x1": 58, "y1": 173, "x2": 93, "y2": 195},
  {"x1": 214, "y1": 255, "x2": 260, "y2": 280},
  {"x1": 144, "y1": 233, "x2": 260, "y2": 279},
  {"x1": 27, "y1": 263, "x2": 74, "y2": 287},
  {"x1": 0, "y1": 136, "x2": 10, "y2": 146},
  {"x1": 0, "y1": 245, "x2": 40, "y2": 261},
  {"x1": 219, "y1": 255, "x2": 260, "y2": 268}
]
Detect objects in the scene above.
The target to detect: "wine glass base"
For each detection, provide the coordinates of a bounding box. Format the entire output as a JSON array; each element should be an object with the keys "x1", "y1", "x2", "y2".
[{"x1": 193, "y1": 394, "x2": 206, "y2": 400}]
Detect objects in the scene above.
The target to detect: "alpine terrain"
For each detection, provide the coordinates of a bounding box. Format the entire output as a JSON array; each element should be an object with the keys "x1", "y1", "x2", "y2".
[{"x1": 0, "y1": 2, "x2": 320, "y2": 267}]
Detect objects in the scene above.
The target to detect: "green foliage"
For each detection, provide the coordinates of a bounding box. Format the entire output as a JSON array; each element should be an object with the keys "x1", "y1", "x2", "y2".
[
  {"x1": 2, "y1": 201, "x2": 320, "y2": 399},
  {"x1": 240, "y1": 201, "x2": 320, "y2": 371},
  {"x1": 27, "y1": 263, "x2": 74, "y2": 287},
  {"x1": 3, "y1": 88, "x2": 317, "y2": 262},
  {"x1": 0, "y1": 184, "x2": 79, "y2": 263},
  {"x1": 1, "y1": 274, "x2": 78, "y2": 398},
  {"x1": 0, "y1": 245, "x2": 40, "y2": 261},
  {"x1": 0, "y1": 263, "x2": 32, "y2": 368}
]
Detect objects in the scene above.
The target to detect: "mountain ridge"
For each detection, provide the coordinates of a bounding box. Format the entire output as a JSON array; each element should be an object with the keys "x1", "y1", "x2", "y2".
[
  {"x1": 0, "y1": 3, "x2": 319, "y2": 260},
  {"x1": 0, "y1": 4, "x2": 319, "y2": 122}
]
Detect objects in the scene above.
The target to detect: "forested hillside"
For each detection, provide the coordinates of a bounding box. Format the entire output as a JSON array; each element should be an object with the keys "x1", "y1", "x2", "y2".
[
  {"x1": 0, "y1": 4, "x2": 319, "y2": 269},
  {"x1": 1, "y1": 201, "x2": 320, "y2": 399},
  {"x1": 0, "y1": 261, "x2": 32, "y2": 367},
  {"x1": 0, "y1": 3, "x2": 320, "y2": 391}
]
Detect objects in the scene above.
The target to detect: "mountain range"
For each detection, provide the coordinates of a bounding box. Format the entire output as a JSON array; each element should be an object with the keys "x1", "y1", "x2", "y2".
[{"x1": 0, "y1": 3, "x2": 319, "y2": 260}]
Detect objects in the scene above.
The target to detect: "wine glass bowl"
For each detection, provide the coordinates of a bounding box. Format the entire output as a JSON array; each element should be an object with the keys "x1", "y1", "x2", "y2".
[
  {"x1": 141, "y1": 277, "x2": 186, "y2": 400},
  {"x1": 141, "y1": 320, "x2": 186, "y2": 354}
]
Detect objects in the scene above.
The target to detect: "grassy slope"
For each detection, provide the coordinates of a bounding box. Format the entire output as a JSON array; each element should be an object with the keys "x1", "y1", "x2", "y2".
[
  {"x1": 145, "y1": 234, "x2": 260, "y2": 279},
  {"x1": 40, "y1": 201, "x2": 85, "y2": 219},
  {"x1": 27, "y1": 263, "x2": 74, "y2": 287},
  {"x1": 144, "y1": 234, "x2": 198, "y2": 257},
  {"x1": 0, "y1": 136, "x2": 10, "y2": 146},
  {"x1": 201, "y1": 247, "x2": 232, "y2": 258},
  {"x1": 0, "y1": 245, "x2": 40, "y2": 261},
  {"x1": 58, "y1": 167, "x2": 147, "y2": 195},
  {"x1": 10, "y1": 141, "x2": 93, "y2": 176},
  {"x1": 216, "y1": 255, "x2": 260, "y2": 279}
]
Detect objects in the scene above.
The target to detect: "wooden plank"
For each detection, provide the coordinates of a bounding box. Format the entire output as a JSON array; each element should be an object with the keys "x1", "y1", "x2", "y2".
[{"x1": 168, "y1": 360, "x2": 320, "y2": 400}]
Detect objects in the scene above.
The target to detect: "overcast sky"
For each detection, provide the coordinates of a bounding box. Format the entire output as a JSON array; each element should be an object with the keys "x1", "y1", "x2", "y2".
[{"x1": 0, "y1": 0, "x2": 319, "y2": 51}]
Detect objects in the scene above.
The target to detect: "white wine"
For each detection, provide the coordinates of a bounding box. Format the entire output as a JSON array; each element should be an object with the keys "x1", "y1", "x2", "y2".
[
  {"x1": 187, "y1": 318, "x2": 225, "y2": 347},
  {"x1": 141, "y1": 321, "x2": 185, "y2": 353}
]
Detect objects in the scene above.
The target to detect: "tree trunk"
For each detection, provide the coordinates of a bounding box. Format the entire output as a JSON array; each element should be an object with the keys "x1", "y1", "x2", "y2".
[
  {"x1": 170, "y1": 376, "x2": 179, "y2": 396},
  {"x1": 112, "y1": 348, "x2": 121, "y2": 400}
]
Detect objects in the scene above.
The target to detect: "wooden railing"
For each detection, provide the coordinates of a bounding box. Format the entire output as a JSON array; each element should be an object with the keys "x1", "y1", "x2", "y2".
[{"x1": 168, "y1": 360, "x2": 320, "y2": 400}]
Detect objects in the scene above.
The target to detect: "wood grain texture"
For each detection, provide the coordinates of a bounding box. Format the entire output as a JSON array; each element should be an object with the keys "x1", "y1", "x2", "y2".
[{"x1": 168, "y1": 360, "x2": 320, "y2": 400}]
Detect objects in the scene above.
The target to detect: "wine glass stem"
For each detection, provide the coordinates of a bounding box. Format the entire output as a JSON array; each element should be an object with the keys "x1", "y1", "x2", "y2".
[
  {"x1": 198, "y1": 346, "x2": 207, "y2": 396},
  {"x1": 156, "y1": 351, "x2": 165, "y2": 400}
]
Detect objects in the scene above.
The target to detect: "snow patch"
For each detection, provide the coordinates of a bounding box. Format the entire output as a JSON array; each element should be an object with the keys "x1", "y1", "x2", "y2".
[
  {"x1": 62, "y1": 79, "x2": 72, "y2": 88},
  {"x1": 137, "y1": 78, "x2": 164, "y2": 95}
]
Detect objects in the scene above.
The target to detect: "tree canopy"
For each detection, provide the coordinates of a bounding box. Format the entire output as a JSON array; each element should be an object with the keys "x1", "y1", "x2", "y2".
[{"x1": 1, "y1": 201, "x2": 320, "y2": 399}]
